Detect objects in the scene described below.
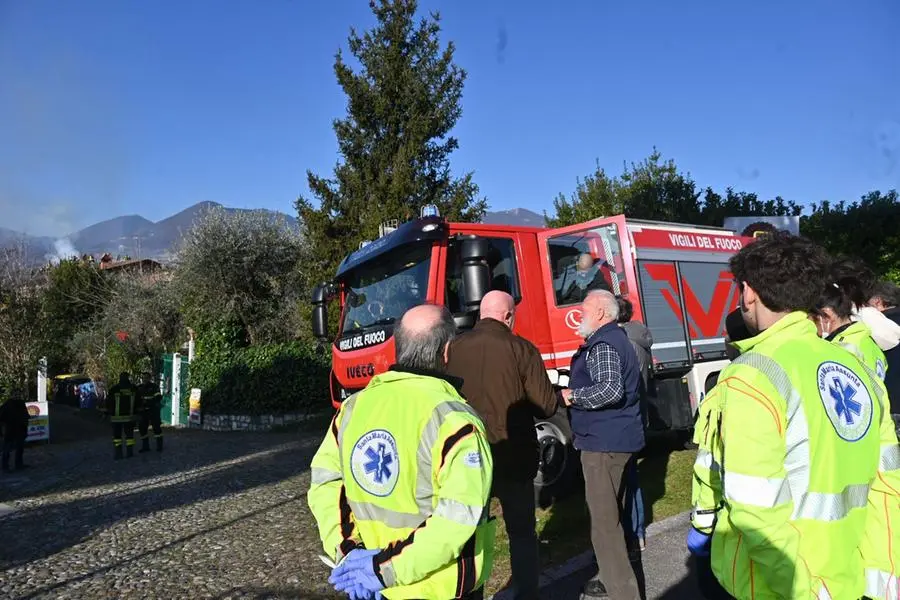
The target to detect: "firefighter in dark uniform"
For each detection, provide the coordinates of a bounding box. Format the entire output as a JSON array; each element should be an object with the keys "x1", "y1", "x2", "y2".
[
  {"x1": 107, "y1": 372, "x2": 138, "y2": 459},
  {"x1": 137, "y1": 371, "x2": 163, "y2": 452}
]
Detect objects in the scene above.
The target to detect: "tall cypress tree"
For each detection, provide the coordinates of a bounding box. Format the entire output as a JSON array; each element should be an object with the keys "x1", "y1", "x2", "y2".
[{"x1": 296, "y1": 0, "x2": 486, "y2": 285}]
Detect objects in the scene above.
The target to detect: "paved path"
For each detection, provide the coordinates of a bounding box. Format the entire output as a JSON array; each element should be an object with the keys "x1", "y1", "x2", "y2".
[
  {"x1": 1, "y1": 407, "x2": 340, "y2": 600},
  {"x1": 2, "y1": 406, "x2": 702, "y2": 599},
  {"x1": 491, "y1": 512, "x2": 702, "y2": 600}
]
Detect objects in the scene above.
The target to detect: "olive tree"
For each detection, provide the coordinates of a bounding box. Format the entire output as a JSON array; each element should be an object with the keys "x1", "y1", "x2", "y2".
[{"x1": 171, "y1": 206, "x2": 307, "y2": 348}]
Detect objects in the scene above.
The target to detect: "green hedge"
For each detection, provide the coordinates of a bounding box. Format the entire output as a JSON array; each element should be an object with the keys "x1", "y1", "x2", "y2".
[{"x1": 189, "y1": 342, "x2": 331, "y2": 416}]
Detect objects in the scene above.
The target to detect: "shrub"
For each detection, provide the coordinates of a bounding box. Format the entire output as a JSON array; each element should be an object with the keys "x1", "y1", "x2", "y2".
[{"x1": 189, "y1": 341, "x2": 330, "y2": 416}]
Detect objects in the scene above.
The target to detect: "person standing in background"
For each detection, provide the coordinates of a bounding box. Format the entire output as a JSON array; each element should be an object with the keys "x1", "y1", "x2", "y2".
[
  {"x1": 868, "y1": 281, "x2": 900, "y2": 433},
  {"x1": 447, "y1": 290, "x2": 560, "y2": 600},
  {"x1": 561, "y1": 290, "x2": 643, "y2": 600},
  {"x1": 0, "y1": 388, "x2": 30, "y2": 472},
  {"x1": 616, "y1": 296, "x2": 651, "y2": 555},
  {"x1": 106, "y1": 373, "x2": 138, "y2": 460},
  {"x1": 137, "y1": 372, "x2": 164, "y2": 453}
]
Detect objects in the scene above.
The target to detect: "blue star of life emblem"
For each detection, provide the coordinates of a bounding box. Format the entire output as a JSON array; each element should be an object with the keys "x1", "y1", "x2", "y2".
[
  {"x1": 351, "y1": 429, "x2": 400, "y2": 497},
  {"x1": 817, "y1": 361, "x2": 873, "y2": 443},
  {"x1": 829, "y1": 376, "x2": 861, "y2": 425},
  {"x1": 363, "y1": 443, "x2": 393, "y2": 483}
]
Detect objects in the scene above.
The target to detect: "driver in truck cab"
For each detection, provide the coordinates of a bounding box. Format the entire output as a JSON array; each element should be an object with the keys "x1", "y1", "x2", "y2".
[{"x1": 555, "y1": 253, "x2": 611, "y2": 305}]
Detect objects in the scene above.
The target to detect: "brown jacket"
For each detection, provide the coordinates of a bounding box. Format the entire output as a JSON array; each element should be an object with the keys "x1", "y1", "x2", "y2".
[{"x1": 447, "y1": 318, "x2": 559, "y2": 482}]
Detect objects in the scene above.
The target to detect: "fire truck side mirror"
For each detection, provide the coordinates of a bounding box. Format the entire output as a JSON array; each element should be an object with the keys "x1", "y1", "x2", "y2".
[
  {"x1": 459, "y1": 236, "x2": 491, "y2": 312},
  {"x1": 311, "y1": 283, "x2": 332, "y2": 341}
]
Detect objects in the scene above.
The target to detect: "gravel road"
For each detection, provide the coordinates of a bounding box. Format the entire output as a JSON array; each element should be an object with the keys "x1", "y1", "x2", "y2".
[{"x1": 0, "y1": 406, "x2": 340, "y2": 600}]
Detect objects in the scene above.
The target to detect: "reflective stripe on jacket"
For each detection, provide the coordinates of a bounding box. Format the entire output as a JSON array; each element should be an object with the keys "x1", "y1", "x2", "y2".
[
  {"x1": 307, "y1": 369, "x2": 496, "y2": 600},
  {"x1": 829, "y1": 322, "x2": 900, "y2": 600},
  {"x1": 107, "y1": 384, "x2": 137, "y2": 423},
  {"x1": 691, "y1": 312, "x2": 882, "y2": 599}
]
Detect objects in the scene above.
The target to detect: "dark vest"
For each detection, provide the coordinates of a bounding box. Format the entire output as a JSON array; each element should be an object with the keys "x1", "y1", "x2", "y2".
[
  {"x1": 884, "y1": 308, "x2": 900, "y2": 414},
  {"x1": 568, "y1": 322, "x2": 645, "y2": 453}
]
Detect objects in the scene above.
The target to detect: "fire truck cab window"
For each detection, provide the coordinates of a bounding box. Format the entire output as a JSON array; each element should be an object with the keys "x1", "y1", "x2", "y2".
[
  {"x1": 547, "y1": 224, "x2": 628, "y2": 306},
  {"x1": 340, "y1": 242, "x2": 431, "y2": 334},
  {"x1": 446, "y1": 237, "x2": 520, "y2": 313}
]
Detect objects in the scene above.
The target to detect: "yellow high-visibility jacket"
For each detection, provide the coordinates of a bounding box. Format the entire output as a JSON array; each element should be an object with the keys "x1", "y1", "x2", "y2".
[
  {"x1": 692, "y1": 312, "x2": 883, "y2": 599},
  {"x1": 828, "y1": 321, "x2": 900, "y2": 599},
  {"x1": 308, "y1": 369, "x2": 496, "y2": 599},
  {"x1": 832, "y1": 320, "x2": 888, "y2": 381}
]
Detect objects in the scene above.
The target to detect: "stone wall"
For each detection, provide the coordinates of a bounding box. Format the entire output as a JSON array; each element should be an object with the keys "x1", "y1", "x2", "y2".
[{"x1": 201, "y1": 411, "x2": 328, "y2": 432}]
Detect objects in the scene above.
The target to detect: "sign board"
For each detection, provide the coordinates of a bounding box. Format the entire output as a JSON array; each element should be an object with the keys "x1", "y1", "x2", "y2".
[
  {"x1": 189, "y1": 388, "x2": 202, "y2": 428},
  {"x1": 631, "y1": 229, "x2": 748, "y2": 253},
  {"x1": 25, "y1": 401, "x2": 49, "y2": 443},
  {"x1": 723, "y1": 216, "x2": 800, "y2": 237}
]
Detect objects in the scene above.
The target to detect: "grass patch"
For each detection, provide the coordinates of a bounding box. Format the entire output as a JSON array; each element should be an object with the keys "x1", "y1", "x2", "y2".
[{"x1": 484, "y1": 445, "x2": 697, "y2": 596}]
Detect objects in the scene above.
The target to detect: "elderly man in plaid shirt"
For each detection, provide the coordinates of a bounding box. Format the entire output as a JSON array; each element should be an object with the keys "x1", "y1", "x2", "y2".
[{"x1": 561, "y1": 290, "x2": 644, "y2": 600}]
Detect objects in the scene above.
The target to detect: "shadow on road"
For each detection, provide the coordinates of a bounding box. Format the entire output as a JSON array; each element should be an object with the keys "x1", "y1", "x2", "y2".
[
  {"x1": 11, "y1": 493, "x2": 315, "y2": 600},
  {"x1": 1, "y1": 405, "x2": 328, "y2": 503},
  {"x1": 0, "y1": 438, "x2": 318, "y2": 570},
  {"x1": 211, "y1": 586, "x2": 340, "y2": 600}
]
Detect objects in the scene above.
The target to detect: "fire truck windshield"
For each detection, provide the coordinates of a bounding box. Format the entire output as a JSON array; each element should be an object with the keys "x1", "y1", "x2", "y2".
[{"x1": 339, "y1": 241, "x2": 431, "y2": 334}]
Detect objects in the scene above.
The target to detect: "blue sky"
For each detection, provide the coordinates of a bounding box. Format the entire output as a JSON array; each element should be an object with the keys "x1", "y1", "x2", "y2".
[{"x1": 1, "y1": 0, "x2": 898, "y2": 237}]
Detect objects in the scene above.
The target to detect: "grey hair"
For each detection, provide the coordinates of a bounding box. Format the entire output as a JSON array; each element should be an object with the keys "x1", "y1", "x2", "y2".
[
  {"x1": 394, "y1": 305, "x2": 458, "y2": 372},
  {"x1": 587, "y1": 289, "x2": 620, "y2": 322}
]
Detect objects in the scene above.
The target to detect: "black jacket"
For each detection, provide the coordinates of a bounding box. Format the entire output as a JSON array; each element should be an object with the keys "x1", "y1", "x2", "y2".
[
  {"x1": 0, "y1": 397, "x2": 30, "y2": 439},
  {"x1": 137, "y1": 383, "x2": 162, "y2": 412},
  {"x1": 883, "y1": 307, "x2": 900, "y2": 414}
]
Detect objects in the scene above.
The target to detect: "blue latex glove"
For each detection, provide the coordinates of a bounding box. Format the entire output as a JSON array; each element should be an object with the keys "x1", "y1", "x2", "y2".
[
  {"x1": 329, "y1": 548, "x2": 384, "y2": 599},
  {"x1": 686, "y1": 527, "x2": 712, "y2": 557}
]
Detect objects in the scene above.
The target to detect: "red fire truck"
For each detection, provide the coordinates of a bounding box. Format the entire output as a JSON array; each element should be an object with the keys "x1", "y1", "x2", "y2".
[{"x1": 311, "y1": 207, "x2": 753, "y2": 500}]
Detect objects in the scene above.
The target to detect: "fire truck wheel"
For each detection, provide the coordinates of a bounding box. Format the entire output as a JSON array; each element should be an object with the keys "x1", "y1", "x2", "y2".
[{"x1": 533, "y1": 410, "x2": 580, "y2": 508}]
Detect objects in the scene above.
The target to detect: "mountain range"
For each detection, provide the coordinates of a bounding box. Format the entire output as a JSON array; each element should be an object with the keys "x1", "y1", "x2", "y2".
[{"x1": 0, "y1": 203, "x2": 547, "y2": 263}]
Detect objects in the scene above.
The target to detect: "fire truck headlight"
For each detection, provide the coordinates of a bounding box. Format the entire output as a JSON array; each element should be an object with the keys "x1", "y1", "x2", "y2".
[
  {"x1": 557, "y1": 374, "x2": 570, "y2": 388},
  {"x1": 546, "y1": 369, "x2": 560, "y2": 385}
]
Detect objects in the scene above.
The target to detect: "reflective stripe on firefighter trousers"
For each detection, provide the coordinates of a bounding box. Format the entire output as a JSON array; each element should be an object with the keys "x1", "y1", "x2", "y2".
[
  {"x1": 722, "y1": 353, "x2": 874, "y2": 521},
  {"x1": 335, "y1": 393, "x2": 486, "y2": 528}
]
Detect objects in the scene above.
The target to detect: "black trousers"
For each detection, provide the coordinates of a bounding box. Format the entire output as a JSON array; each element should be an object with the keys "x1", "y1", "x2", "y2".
[
  {"x1": 493, "y1": 477, "x2": 539, "y2": 599},
  {"x1": 112, "y1": 421, "x2": 135, "y2": 448},
  {"x1": 1, "y1": 435, "x2": 25, "y2": 469},
  {"x1": 695, "y1": 555, "x2": 734, "y2": 600},
  {"x1": 139, "y1": 408, "x2": 162, "y2": 440}
]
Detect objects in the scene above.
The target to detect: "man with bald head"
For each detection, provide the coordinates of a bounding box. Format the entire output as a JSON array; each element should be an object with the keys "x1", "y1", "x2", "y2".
[
  {"x1": 561, "y1": 290, "x2": 643, "y2": 600},
  {"x1": 309, "y1": 304, "x2": 496, "y2": 600},
  {"x1": 447, "y1": 291, "x2": 560, "y2": 600}
]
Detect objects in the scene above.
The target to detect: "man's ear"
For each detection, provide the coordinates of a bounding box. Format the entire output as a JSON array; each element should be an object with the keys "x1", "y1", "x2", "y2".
[
  {"x1": 443, "y1": 341, "x2": 451, "y2": 364},
  {"x1": 742, "y1": 282, "x2": 759, "y2": 308}
]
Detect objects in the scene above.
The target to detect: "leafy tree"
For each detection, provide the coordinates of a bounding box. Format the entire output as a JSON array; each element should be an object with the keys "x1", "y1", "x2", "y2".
[
  {"x1": 545, "y1": 160, "x2": 623, "y2": 227},
  {"x1": 699, "y1": 187, "x2": 801, "y2": 226},
  {"x1": 801, "y1": 190, "x2": 900, "y2": 283},
  {"x1": 618, "y1": 149, "x2": 703, "y2": 223},
  {"x1": 172, "y1": 206, "x2": 306, "y2": 347},
  {"x1": 0, "y1": 245, "x2": 48, "y2": 395},
  {"x1": 41, "y1": 258, "x2": 112, "y2": 368},
  {"x1": 70, "y1": 274, "x2": 185, "y2": 382},
  {"x1": 296, "y1": 0, "x2": 486, "y2": 287},
  {"x1": 547, "y1": 149, "x2": 701, "y2": 226}
]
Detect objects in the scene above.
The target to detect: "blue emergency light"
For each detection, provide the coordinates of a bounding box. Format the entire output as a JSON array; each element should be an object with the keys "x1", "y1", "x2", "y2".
[{"x1": 420, "y1": 204, "x2": 439, "y2": 218}]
